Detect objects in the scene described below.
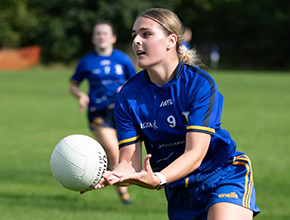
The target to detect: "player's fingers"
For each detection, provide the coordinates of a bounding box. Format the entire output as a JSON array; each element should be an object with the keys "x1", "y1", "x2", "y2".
[
  {"x1": 143, "y1": 154, "x2": 152, "y2": 171},
  {"x1": 80, "y1": 188, "x2": 92, "y2": 194},
  {"x1": 111, "y1": 172, "x2": 123, "y2": 178},
  {"x1": 94, "y1": 179, "x2": 107, "y2": 189},
  {"x1": 102, "y1": 170, "x2": 113, "y2": 178},
  {"x1": 78, "y1": 104, "x2": 85, "y2": 112}
]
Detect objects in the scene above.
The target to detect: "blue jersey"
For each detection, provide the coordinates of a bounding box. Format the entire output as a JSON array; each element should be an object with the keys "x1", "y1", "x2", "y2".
[
  {"x1": 115, "y1": 62, "x2": 236, "y2": 173},
  {"x1": 181, "y1": 41, "x2": 190, "y2": 49},
  {"x1": 71, "y1": 49, "x2": 136, "y2": 111}
]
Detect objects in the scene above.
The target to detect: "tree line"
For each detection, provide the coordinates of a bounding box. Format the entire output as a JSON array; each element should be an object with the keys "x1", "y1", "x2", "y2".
[{"x1": 1, "y1": 0, "x2": 289, "y2": 70}]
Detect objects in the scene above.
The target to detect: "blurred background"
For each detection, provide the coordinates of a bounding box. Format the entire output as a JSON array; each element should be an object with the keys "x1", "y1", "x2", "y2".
[{"x1": 0, "y1": 0, "x2": 289, "y2": 70}]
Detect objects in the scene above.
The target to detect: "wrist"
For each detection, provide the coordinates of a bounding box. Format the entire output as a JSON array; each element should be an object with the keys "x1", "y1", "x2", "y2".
[{"x1": 153, "y1": 172, "x2": 167, "y2": 190}]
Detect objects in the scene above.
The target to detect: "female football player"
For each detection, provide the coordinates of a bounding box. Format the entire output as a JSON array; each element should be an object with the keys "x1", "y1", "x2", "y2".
[
  {"x1": 70, "y1": 20, "x2": 136, "y2": 204},
  {"x1": 92, "y1": 8, "x2": 260, "y2": 219}
]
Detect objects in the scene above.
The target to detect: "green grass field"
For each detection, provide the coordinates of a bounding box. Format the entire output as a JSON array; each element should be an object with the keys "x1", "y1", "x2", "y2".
[{"x1": 0, "y1": 67, "x2": 289, "y2": 220}]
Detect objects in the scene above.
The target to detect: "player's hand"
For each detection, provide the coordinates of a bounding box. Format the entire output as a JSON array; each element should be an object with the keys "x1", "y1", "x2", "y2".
[
  {"x1": 79, "y1": 94, "x2": 89, "y2": 112},
  {"x1": 80, "y1": 171, "x2": 114, "y2": 194},
  {"x1": 116, "y1": 85, "x2": 123, "y2": 93},
  {"x1": 94, "y1": 171, "x2": 121, "y2": 188},
  {"x1": 118, "y1": 154, "x2": 160, "y2": 189}
]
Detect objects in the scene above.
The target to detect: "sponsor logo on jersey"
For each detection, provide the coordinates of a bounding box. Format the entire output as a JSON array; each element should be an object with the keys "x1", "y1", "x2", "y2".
[
  {"x1": 101, "y1": 79, "x2": 113, "y2": 85},
  {"x1": 115, "y1": 64, "x2": 124, "y2": 75},
  {"x1": 92, "y1": 69, "x2": 101, "y2": 74},
  {"x1": 140, "y1": 120, "x2": 158, "y2": 129},
  {"x1": 218, "y1": 192, "x2": 238, "y2": 199},
  {"x1": 100, "y1": 60, "x2": 111, "y2": 65},
  {"x1": 160, "y1": 99, "x2": 173, "y2": 107},
  {"x1": 95, "y1": 95, "x2": 107, "y2": 104},
  {"x1": 158, "y1": 140, "x2": 186, "y2": 149},
  {"x1": 104, "y1": 66, "x2": 111, "y2": 74}
]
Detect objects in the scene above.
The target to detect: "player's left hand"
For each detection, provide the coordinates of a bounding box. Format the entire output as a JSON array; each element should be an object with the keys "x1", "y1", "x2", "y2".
[{"x1": 118, "y1": 154, "x2": 160, "y2": 189}]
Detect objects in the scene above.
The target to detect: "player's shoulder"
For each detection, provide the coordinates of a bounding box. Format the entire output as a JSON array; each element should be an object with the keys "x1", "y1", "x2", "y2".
[
  {"x1": 183, "y1": 64, "x2": 214, "y2": 81},
  {"x1": 181, "y1": 64, "x2": 217, "y2": 88},
  {"x1": 78, "y1": 51, "x2": 96, "y2": 63},
  {"x1": 117, "y1": 70, "x2": 145, "y2": 97},
  {"x1": 112, "y1": 49, "x2": 131, "y2": 60}
]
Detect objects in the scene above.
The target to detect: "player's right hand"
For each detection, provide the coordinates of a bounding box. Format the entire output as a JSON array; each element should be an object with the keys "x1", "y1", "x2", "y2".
[
  {"x1": 80, "y1": 171, "x2": 114, "y2": 194},
  {"x1": 79, "y1": 94, "x2": 89, "y2": 112},
  {"x1": 94, "y1": 171, "x2": 124, "y2": 189}
]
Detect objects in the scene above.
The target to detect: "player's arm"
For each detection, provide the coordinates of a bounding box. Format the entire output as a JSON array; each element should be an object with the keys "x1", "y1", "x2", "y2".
[
  {"x1": 94, "y1": 141, "x2": 144, "y2": 188},
  {"x1": 69, "y1": 82, "x2": 89, "y2": 112},
  {"x1": 105, "y1": 141, "x2": 143, "y2": 186},
  {"x1": 115, "y1": 141, "x2": 143, "y2": 174},
  {"x1": 118, "y1": 132, "x2": 210, "y2": 189}
]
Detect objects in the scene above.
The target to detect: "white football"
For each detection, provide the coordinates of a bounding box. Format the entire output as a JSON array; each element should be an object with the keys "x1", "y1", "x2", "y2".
[{"x1": 50, "y1": 134, "x2": 107, "y2": 191}]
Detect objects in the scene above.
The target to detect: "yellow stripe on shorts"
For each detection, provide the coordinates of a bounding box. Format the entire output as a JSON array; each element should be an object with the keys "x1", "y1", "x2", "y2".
[{"x1": 233, "y1": 155, "x2": 253, "y2": 209}]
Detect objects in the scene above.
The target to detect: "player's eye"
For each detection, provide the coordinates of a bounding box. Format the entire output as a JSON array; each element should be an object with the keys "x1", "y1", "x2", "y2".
[{"x1": 143, "y1": 32, "x2": 151, "y2": 38}]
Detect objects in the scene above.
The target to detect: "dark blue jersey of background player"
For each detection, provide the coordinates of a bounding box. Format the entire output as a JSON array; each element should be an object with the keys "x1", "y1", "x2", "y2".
[
  {"x1": 90, "y1": 9, "x2": 260, "y2": 219},
  {"x1": 71, "y1": 49, "x2": 136, "y2": 111},
  {"x1": 70, "y1": 21, "x2": 135, "y2": 204}
]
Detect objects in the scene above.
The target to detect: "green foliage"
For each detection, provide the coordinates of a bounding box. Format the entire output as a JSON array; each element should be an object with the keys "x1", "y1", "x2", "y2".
[
  {"x1": 0, "y1": 0, "x2": 289, "y2": 69},
  {"x1": 0, "y1": 0, "x2": 40, "y2": 47}
]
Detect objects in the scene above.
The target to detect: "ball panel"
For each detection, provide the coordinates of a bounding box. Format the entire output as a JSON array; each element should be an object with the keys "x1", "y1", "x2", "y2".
[
  {"x1": 53, "y1": 141, "x2": 86, "y2": 175},
  {"x1": 50, "y1": 162, "x2": 81, "y2": 190},
  {"x1": 50, "y1": 149, "x2": 85, "y2": 177},
  {"x1": 63, "y1": 134, "x2": 102, "y2": 156}
]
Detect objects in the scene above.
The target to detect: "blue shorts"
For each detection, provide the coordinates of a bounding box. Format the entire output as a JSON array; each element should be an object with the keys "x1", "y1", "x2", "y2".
[
  {"x1": 164, "y1": 151, "x2": 260, "y2": 220},
  {"x1": 88, "y1": 109, "x2": 116, "y2": 130}
]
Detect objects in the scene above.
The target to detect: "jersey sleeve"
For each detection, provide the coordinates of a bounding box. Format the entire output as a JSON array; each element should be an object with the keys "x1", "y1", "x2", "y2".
[
  {"x1": 114, "y1": 93, "x2": 142, "y2": 148},
  {"x1": 123, "y1": 55, "x2": 137, "y2": 80},
  {"x1": 70, "y1": 59, "x2": 88, "y2": 85},
  {"x1": 186, "y1": 74, "x2": 223, "y2": 136}
]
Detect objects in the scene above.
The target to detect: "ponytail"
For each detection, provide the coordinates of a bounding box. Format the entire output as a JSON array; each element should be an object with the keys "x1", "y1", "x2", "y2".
[{"x1": 178, "y1": 45, "x2": 202, "y2": 67}]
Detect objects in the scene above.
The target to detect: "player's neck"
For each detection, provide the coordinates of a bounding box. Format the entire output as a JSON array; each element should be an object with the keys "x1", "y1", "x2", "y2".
[
  {"x1": 95, "y1": 46, "x2": 113, "y2": 56},
  {"x1": 147, "y1": 59, "x2": 179, "y2": 86}
]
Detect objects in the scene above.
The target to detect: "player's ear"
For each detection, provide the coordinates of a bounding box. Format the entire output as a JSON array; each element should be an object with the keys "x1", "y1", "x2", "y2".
[
  {"x1": 112, "y1": 35, "x2": 117, "y2": 44},
  {"x1": 166, "y1": 34, "x2": 177, "y2": 50}
]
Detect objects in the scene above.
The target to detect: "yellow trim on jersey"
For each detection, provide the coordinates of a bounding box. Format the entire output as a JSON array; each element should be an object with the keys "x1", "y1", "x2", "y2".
[
  {"x1": 232, "y1": 155, "x2": 253, "y2": 209},
  {"x1": 118, "y1": 135, "x2": 140, "y2": 146},
  {"x1": 185, "y1": 177, "x2": 189, "y2": 188},
  {"x1": 186, "y1": 125, "x2": 215, "y2": 134}
]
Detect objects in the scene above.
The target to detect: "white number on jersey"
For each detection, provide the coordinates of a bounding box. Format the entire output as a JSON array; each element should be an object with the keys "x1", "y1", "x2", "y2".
[{"x1": 167, "y1": 115, "x2": 176, "y2": 128}]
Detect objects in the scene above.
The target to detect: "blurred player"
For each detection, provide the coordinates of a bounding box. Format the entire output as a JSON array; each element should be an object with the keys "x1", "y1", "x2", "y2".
[
  {"x1": 181, "y1": 26, "x2": 192, "y2": 49},
  {"x1": 210, "y1": 44, "x2": 220, "y2": 70},
  {"x1": 69, "y1": 20, "x2": 136, "y2": 204}
]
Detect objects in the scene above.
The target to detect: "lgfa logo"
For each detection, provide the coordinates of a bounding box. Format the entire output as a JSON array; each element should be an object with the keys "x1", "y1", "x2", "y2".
[
  {"x1": 160, "y1": 99, "x2": 173, "y2": 107},
  {"x1": 140, "y1": 120, "x2": 158, "y2": 129}
]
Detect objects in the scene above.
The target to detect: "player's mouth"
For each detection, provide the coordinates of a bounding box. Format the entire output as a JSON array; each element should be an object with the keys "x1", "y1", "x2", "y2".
[{"x1": 136, "y1": 50, "x2": 146, "y2": 57}]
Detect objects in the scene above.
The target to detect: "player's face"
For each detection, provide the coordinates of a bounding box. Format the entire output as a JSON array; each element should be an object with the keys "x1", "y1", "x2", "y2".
[
  {"x1": 92, "y1": 24, "x2": 116, "y2": 50},
  {"x1": 132, "y1": 17, "x2": 170, "y2": 69}
]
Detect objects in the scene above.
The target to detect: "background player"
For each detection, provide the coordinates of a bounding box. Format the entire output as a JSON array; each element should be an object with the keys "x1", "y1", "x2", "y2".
[
  {"x1": 181, "y1": 26, "x2": 192, "y2": 49},
  {"x1": 70, "y1": 20, "x2": 136, "y2": 204}
]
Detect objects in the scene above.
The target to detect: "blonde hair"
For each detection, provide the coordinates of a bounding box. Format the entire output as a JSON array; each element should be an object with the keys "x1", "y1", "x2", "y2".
[{"x1": 137, "y1": 8, "x2": 201, "y2": 66}]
